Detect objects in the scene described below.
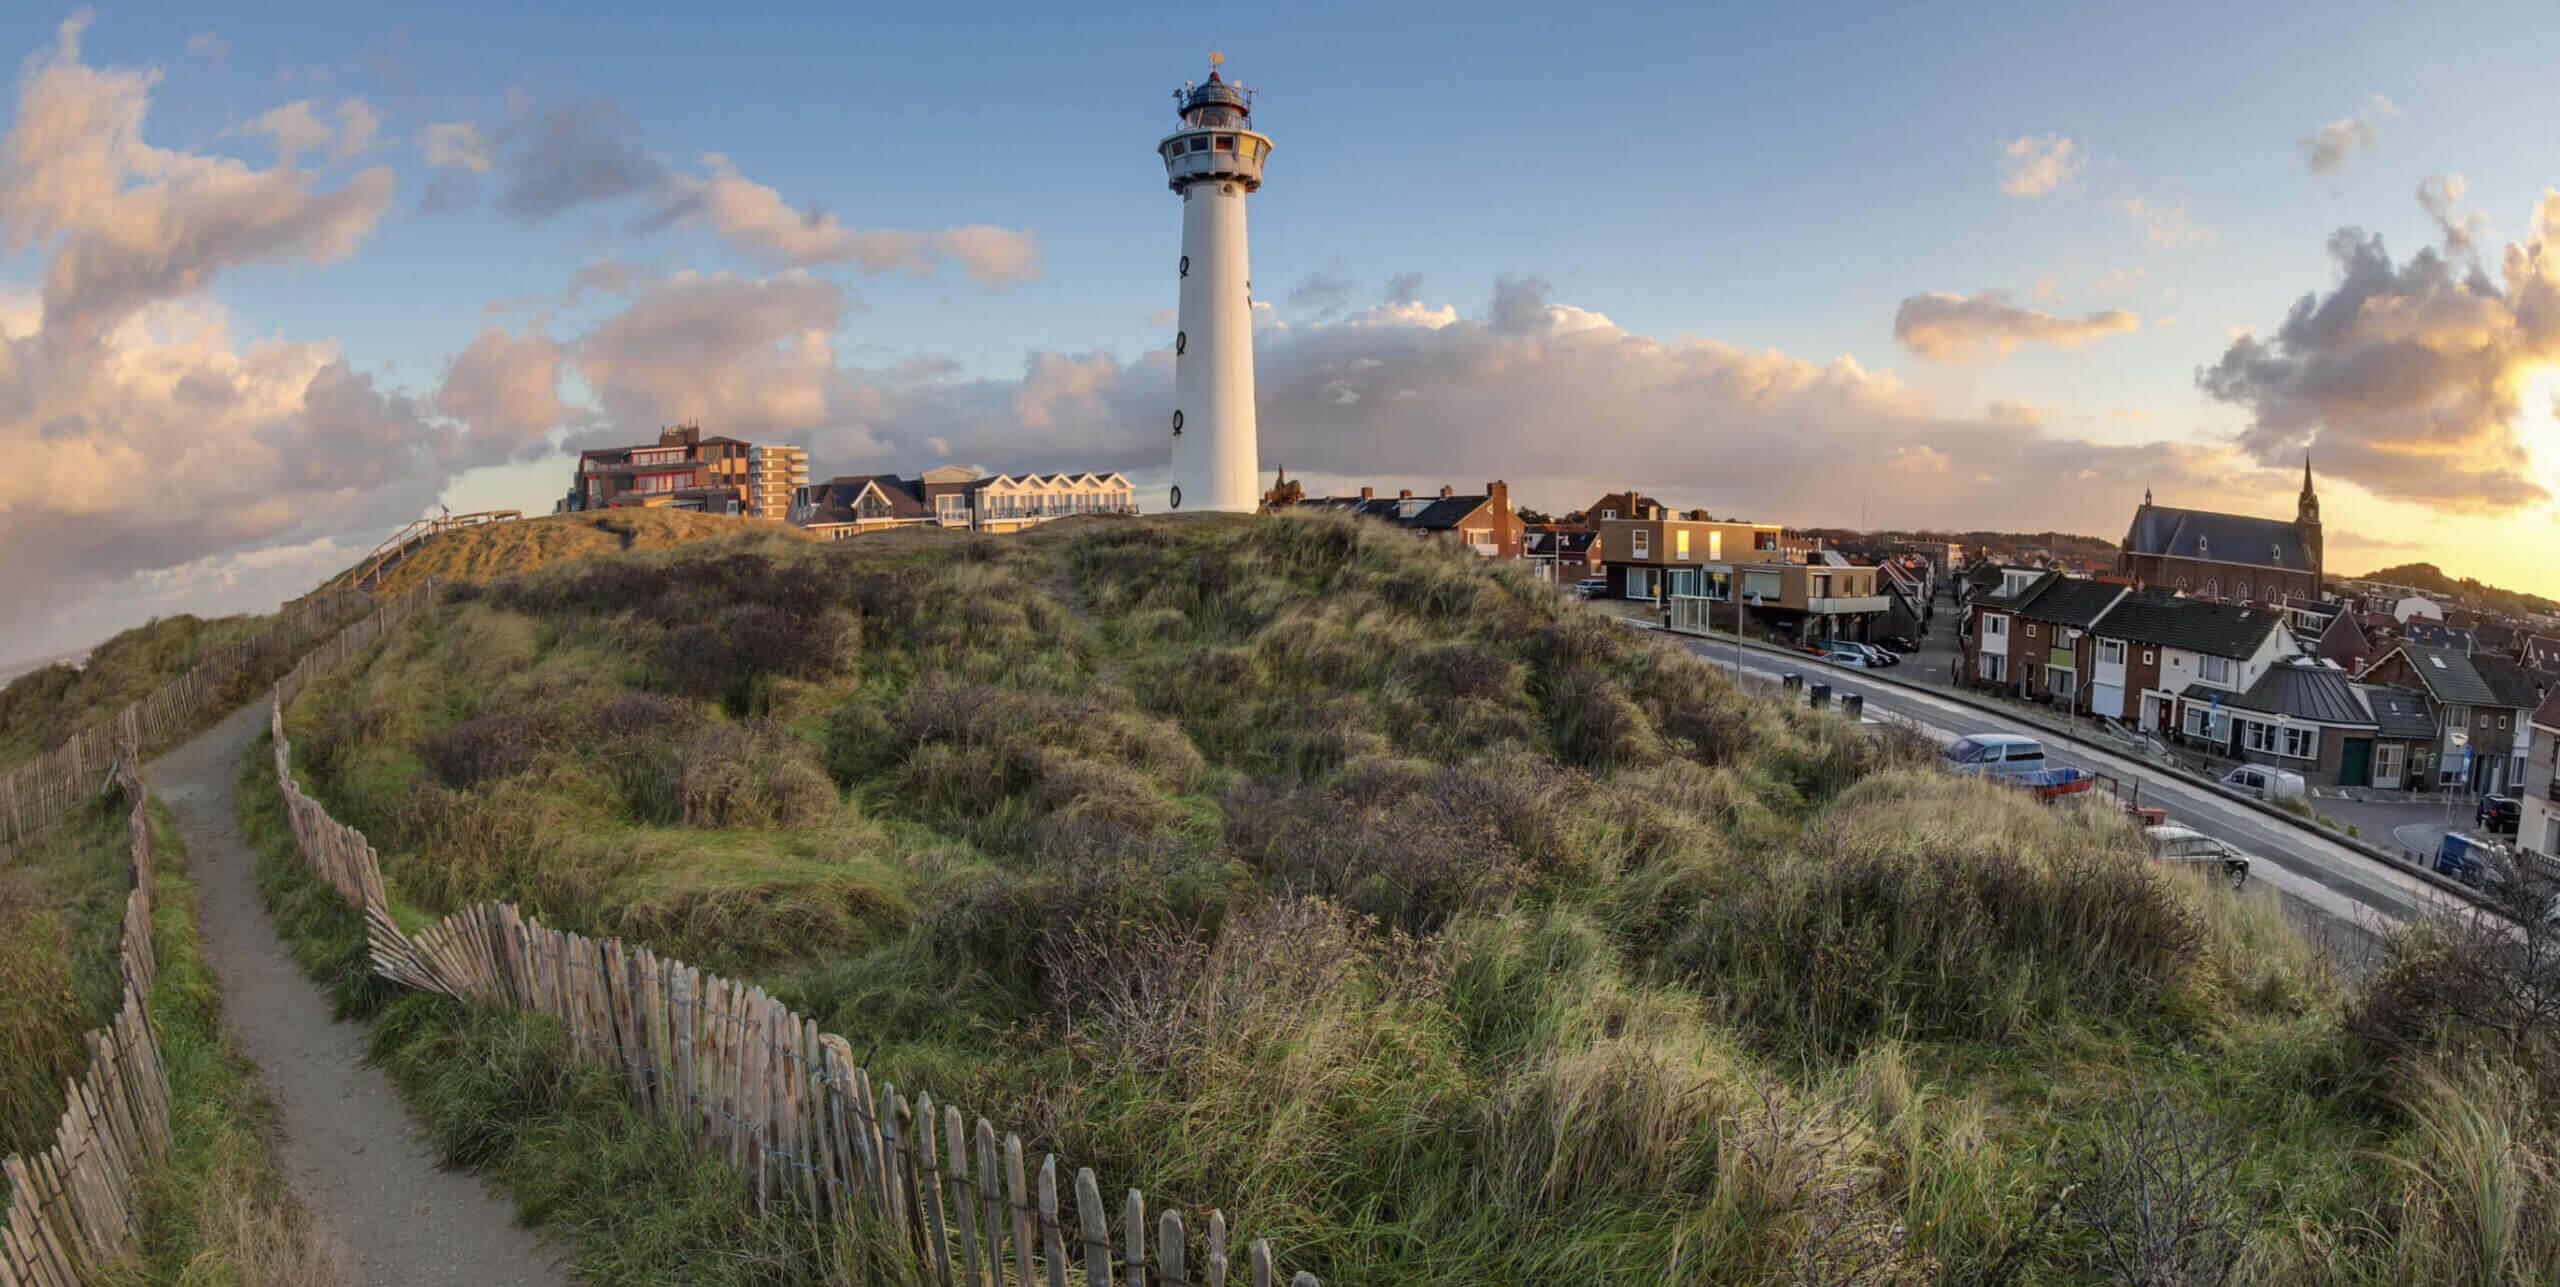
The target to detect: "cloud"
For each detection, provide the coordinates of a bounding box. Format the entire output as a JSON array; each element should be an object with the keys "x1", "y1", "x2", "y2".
[
  {"x1": 788, "y1": 276, "x2": 2261, "y2": 540},
  {"x1": 1287, "y1": 271, "x2": 1353, "y2": 314},
  {"x1": 1, "y1": 14, "x2": 395, "y2": 343},
  {"x1": 2299, "y1": 94, "x2": 2397, "y2": 174},
  {"x1": 240, "y1": 100, "x2": 332, "y2": 166},
  {"x1": 330, "y1": 98, "x2": 379, "y2": 160},
  {"x1": 491, "y1": 98, "x2": 666, "y2": 221},
  {"x1": 0, "y1": 19, "x2": 532, "y2": 660},
  {"x1": 183, "y1": 31, "x2": 228, "y2": 61},
  {"x1": 2196, "y1": 189, "x2": 2560, "y2": 514},
  {"x1": 645, "y1": 154, "x2": 1041, "y2": 285},
  {"x1": 2122, "y1": 197, "x2": 2213, "y2": 248},
  {"x1": 433, "y1": 323, "x2": 563, "y2": 461},
  {"x1": 1382, "y1": 272, "x2": 1423, "y2": 304},
  {"x1": 418, "y1": 121, "x2": 491, "y2": 171},
  {"x1": 2418, "y1": 172, "x2": 2488, "y2": 259},
  {"x1": 2093, "y1": 266, "x2": 2146, "y2": 292},
  {"x1": 571, "y1": 269, "x2": 844, "y2": 443},
  {"x1": 1892, "y1": 289, "x2": 2140, "y2": 360},
  {"x1": 1997, "y1": 133, "x2": 2083, "y2": 197}
]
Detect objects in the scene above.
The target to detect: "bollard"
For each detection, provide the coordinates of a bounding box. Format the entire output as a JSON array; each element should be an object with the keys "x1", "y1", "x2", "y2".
[
  {"x1": 1782, "y1": 673, "x2": 1803, "y2": 692},
  {"x1": 1808, "y1": 682, "x2": 1831, "y2": 708},
  {"x1": 1842, "y1": 693, "x2": 1864, "y2": 719}
]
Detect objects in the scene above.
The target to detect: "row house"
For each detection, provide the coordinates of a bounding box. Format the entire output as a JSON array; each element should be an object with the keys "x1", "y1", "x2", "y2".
[
  {"x1": 1967, "y1": 577, "x2": 2301, "y2": 738},
  {"x1": 2357, "y1": 643, "x2": 2542, "y2": 793},
  {"x1": 2282, "y1": 598, "x2": 2374, "y2": 669},
  {"x1": 2518, "y1": 688, "x2": 2560, "y2": 876},
  {"x1": 789, "y1": 466, "x2": 1135, "y2": 539},
  {"x1": 1298, "y1": 482, "x2": 1526, "y2": 558}
]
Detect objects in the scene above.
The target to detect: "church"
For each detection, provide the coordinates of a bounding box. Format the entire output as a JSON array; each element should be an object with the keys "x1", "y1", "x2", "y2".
[{"x1": 2116, "y1": 458, "x2": 2323, "y2": 604}]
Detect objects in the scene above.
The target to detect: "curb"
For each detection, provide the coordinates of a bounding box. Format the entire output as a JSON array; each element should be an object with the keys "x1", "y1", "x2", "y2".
[{"x1": 1632, "y1": 618, "x2": 2497, "y2": 912}]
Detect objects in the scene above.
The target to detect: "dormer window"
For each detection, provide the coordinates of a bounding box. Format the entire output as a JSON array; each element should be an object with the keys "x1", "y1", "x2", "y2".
[{"x1": 2197, "y1": 536, "x2": 2210, "y2": 558}]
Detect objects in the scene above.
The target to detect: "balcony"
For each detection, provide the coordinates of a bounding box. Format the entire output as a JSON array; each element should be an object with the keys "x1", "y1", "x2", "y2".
[{"x1": 1804, "y1": 595, "x2": 1891, "y2": 615}]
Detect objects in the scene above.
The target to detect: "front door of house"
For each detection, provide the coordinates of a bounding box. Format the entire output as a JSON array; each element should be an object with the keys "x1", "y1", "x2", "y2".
[
  {"x1": 2374, "y1": 742, "x2": 2403, "y2": 788},
  {"x1": 2338, "y1": 737, "x2": 2371, "y2": 788}
]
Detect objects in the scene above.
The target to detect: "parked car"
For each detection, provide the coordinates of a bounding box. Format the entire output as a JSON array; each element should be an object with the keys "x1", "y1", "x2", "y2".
[
  {"x1": 1820, "y1": 640, "x2": 1898, "y2": 666},
  {"x1": 1820, "y1": 647, "x2": 1870, "y2": 667},
  {"x1": 2219, "y1": 764, "x2": 2308, "y2": 803},
  {"x1": 2141, "y1": 824, "x2": 2253, "y2": 888},
  {"x1": 2475, "y1": 794, "x2": 2521, "y2": 835},
  {"x1": 1572, "y1": 577, "x2": 1609, "y2": 598},
  {"x1": 1941, "y1": 733, "x2": 2094, "y2": 798},
  {"x1": 1882, "y1": 634, "x2": 1922, "y2": 652}
]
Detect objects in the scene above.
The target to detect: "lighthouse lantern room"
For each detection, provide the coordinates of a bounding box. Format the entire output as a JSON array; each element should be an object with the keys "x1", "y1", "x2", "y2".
[{"x1": 1157, "y1": 51, "x2": 1272, "y2": 514}]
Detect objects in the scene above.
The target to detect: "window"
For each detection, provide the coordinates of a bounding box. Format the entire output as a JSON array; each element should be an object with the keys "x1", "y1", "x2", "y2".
[
  {"x1": 1980, "y1": 652, "x2": 2007, "y2": 682},
  {"x1": 1626, "y1": 568, "x2": 1658, "y2": 599},
  {"x1": 1171, "y1": 409, "x2": 1183, "y2": 435},
  {"x1": 1600, "y1": 508, "x2": 1617, "y2": 519},
  {"x1": 2100, "y1": 639, "x2": 2127, "y2": 665},
  {"x1": 1174, "y1": 331, "x2": 1186, "y2": 354},
  {"x1": 1675, "y1": 530, "x2": 1690, "y2": 559},
  {"x1": 2243, "y1": 721, "x2": 2279, "y2": 754},
  {"x1": 2205, "y1": 578, "x2": 2220, "y2": 598},
  {"x1": 2499, "y1": 715, "x2": 2509, "y2": 728},
  {"x1": 2027, "y1": 623, "x2": 2040, "y2": 639},
  {"x1": 1214, "y1": 135, "x2": 1236, "y2": 150},
  {"x1": 2237, "y1": 582, "x2": 2251, "y2": 601},
  {"x1": 2052, "y1": 670, "x2": 2077, "y2": 699},
  {"x1": 2143, "y1": 649, "x2": 2155, "y2": 664},
  {"x1": 1632, "y1": 530, "x2": 1650, "y2": 559},
  {"x1": 2199, "y1": 655, "x2": 2231, "y2": 685},
  {"x1": 1709, "y1": 530, "x2": 1723, "y2": 561},
  {"x1": 1985, "y1": 615, "x2": 2007, "y2": 639},
  {"x1": 1188, "y1": 136, "x2": 1208, "y2": 152},
  {"x1": 2283, "y1": 725, "x2": 2316, "y2": 758}
]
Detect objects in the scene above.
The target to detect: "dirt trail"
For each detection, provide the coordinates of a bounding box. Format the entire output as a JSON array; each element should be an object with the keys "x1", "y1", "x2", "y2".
[{"x1": 149, "y1": 701, "x2": 567, "y2": 1287}]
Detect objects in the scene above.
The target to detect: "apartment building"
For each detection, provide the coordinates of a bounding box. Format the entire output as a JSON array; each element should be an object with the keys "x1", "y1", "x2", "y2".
[
  {"x1": 563, "y1": 423, "x2": 750, "y2": 514},
  {"x1": 1594, "y1": 510, "x2": 1782, "y2": 600},
  {"x1": 746, "y1": 445, "x2": 808, "y2": 520}
]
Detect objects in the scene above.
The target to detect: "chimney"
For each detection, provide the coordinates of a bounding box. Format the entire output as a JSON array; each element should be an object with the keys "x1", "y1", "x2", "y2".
[
  {"x1": 1399, "y1": 488, "x2": 1413, "y2": 500},
  {"x1": 1489, "y1": 480, "x2": 1510, "y2": 512},
  {"x1": 1360, "y1": 486, "x2": 1373, "y2": 500},
  {"x1": 1439, "y1": 484, "x2": 1453, "y2": 498}
]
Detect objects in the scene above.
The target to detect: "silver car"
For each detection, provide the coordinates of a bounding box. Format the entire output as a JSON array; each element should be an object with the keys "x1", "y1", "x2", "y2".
[{"x1": 2141, "y1": 824, "x2": 2252, "y2": 888}]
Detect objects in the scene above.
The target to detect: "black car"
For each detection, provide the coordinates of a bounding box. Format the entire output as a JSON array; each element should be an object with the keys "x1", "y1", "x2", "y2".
[{"x1": 2476, "y1": 795, "x2": 2522, "y2": 835}]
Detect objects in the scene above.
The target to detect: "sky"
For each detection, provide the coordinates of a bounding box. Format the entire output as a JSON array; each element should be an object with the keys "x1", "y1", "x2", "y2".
[{"x1": 7, "y1": 0, "x2": 2560, "y2": 664}]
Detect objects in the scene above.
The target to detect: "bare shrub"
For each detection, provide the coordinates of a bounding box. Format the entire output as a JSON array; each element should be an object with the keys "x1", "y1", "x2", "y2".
[
  {"x1": 414, "y1": 710, "x2": 558, "y2": 789},
  {"x1": 1393, "y1": 639, "x2": 1519, "y2": 703},
  {"x1": 588, "y1": 690, "x2": 692, "y2": 741},
  {"x1": 2063, "y1": 1089, "x2": 2254, "y2": 1287},
  {"x1": 2345, "y1": 878, "x2": 2560, "y2": 1110},
  {"x1": 1222, "y1": 778, "x2": 1530, "y2": 932},
  {"x1": 922, "y1": 825, "x2": 1228, "y2": 985}
]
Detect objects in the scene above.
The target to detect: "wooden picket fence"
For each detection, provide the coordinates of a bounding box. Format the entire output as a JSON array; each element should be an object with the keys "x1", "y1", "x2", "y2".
[
  {"x1": 269, "y1": 584, "x2": 1328, "y2": 1286},
  {"x1": 1, "y1": 764, "x2": 177, "y2": 1287},
  {"x1": 0, "y1": 586, "x2": 372, "y2": 861}
]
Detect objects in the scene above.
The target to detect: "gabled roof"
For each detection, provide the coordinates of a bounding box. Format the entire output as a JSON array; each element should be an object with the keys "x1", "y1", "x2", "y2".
[
  {"x1": 2400, "y1": 620, "x2": 2475, "y2": 652},
  {"x1": 1975, "y1": 569, "x2": 2059, "y2": 611},
  {"x1": 1304, "y1": 493, "x2": 1495, "y2": 532},
  {"x1": 2123, "y1": 503, "x2": 2309, "y2": 570},
  {"x1": 2091, "y1": 592, "x2": 2287, "y2": 659},
  {"x1": 2361, "y1": 686, "x2": 2439, "y2": 739},
  {"x1": 1964, "y1": 562, "x2": 2008, "y2": 592},
  {"x1": 2222, "y1": 660, "x2": 2375, "y2": 726},
  {"x1": 2018, "y1": 578, "x2": 2128, "y2": 628},
  {"x1": 2375, "y1": 643, "x2": 2503, "y2": 708},
  {"x1": 2473, "y1": 655, "x2": 2546, "y2": 711},
  {"x1": 1523, "y1": 528, "x2": 1596, "y2": 556},
  {"x1": 2521, "y1": 634, "x2": 2560, "y2": 671},
  {"x1": 2533, "y1": 682, "x2": 2560, "y2": 733},
  {"x1": 801, "y1": 474, "x2": 931, "y2": 525}
]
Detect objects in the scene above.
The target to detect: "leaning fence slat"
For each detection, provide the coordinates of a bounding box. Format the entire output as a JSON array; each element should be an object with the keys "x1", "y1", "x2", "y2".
[
  {"x1": 1038, "y1": 1156, "x2": 1068, "y2": 1287},
  {"x1": 1160, "y1": 1212, "x2": 1187, "y2": 1287},
  {"x1": 1075, "y1": 1168, "x2": 1112, "y2": 1287},
  {"x1": 1208, "y1": 1210, "x2": 1229, "y2": 1287},
  {"x1": 977, "y1": 1122, "x2": 1006, "y2": 1286}
]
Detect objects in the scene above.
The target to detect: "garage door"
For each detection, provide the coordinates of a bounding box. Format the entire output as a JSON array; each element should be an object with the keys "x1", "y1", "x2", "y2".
[{"x1": 2091, "y1": 683, "x2": 2125, "y2": 720}]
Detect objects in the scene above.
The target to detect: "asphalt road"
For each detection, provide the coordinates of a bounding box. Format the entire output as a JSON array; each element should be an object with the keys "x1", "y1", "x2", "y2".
[{"x1": 1652, "y1": 625, "x2": 2456, "y2": 934}]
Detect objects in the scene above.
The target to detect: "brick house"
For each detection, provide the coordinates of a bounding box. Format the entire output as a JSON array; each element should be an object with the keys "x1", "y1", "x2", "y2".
[
  {"x1": 2083, "y1": 593, "x2": 2295, "y2": 737},
  {"x1": 2358, "y1": 643, "x2": 2536, "y2": 793},
  {"x1": 2213, "y1": 659, "x2": 2383, "y2": 787},
  {"x1": 2014, "y1": 578, "x2": 2133, "y2": 708},
  {"x1": 1580, "y1": 490, "x2": 1665, "y2": 524},
  {"x1": 1594, "y1": 509, "x2": 1784, "y2": 601},
  {"x1": 1300, "y1": 482, "x2": 1525, "y2": 559},
  {"x1": 1521, "y1": 526, "x2": 1601, "y2": 584},
  {"x1": 2360, "y1": 686, "x2": 2440, "y2": 790},
  {"x1": 565, "y1": 422, "x2": 750, "y2": 513}
]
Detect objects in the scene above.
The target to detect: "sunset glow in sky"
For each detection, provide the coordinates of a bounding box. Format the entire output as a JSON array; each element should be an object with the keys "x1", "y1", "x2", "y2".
[{"x1": 7, "y1": 1, "x2": 2560, "y2": 662}]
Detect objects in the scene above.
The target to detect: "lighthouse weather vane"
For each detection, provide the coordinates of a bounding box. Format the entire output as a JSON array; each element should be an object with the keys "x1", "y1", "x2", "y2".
[{"x1": 1156, "y1": 48, "x2": 1271, "y2": 513}]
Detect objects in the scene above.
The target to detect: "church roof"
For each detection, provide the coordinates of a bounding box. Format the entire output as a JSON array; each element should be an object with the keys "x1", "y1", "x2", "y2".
[{"x1": 2123, "y1": 504, "x2": 2310, "y2": 571}]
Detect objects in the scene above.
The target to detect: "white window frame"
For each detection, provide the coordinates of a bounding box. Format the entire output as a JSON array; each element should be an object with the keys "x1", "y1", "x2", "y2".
[
  {"x1": 1632, "y1": 529, "x2": 1650, "y2": 559},
  {"x1": 2199, "y1": 655, "x2": 2232, "y2": 685},
  {"x1": 1985, "y1": 615, "x2": 2008, "y2": 639},
  {"x1": 2099, "y1": 639, "x2": 2127, "y2": 665}
]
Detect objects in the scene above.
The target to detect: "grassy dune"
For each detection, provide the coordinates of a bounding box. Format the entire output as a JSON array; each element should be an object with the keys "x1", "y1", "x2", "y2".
[
  {"x1": 0, "y1": 613, "x2": 273, "y2": 773},
  {"x1": 270, "y1": 512, "x2": 2560, "y2": 1285},
  {"x1": 362, "y1": 509, "x2": 815, "y2": 598}
]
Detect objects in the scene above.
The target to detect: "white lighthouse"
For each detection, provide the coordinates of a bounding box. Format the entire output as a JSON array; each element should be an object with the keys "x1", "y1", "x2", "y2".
[{"x1": 1157, "y1": 51, "x2": 1272, "y2": 513}]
